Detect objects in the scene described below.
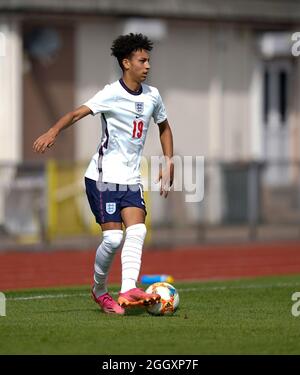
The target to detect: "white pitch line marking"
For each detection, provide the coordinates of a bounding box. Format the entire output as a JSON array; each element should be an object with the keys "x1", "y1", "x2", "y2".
[{"x1": 6, "y1": 282, "x2": 300, "y2": 302}]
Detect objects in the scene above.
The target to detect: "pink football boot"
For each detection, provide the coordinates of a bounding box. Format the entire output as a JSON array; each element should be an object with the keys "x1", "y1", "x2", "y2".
[{"x1": 92, "y1": 290, "x2": 125, "y2": 315}]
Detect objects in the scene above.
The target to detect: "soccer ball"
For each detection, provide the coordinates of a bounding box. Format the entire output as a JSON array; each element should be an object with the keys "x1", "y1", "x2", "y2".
[{"x1": 145, "y1": 282, "x2": 179, "y2": 316}]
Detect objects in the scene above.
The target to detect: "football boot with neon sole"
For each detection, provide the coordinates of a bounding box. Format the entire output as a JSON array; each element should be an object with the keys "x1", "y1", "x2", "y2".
[{"x1": 118, "y1": 287, "x2": 161, "y2": 308}]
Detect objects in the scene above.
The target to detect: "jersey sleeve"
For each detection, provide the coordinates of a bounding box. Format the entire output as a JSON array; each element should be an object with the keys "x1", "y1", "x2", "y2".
[
  {"x1": 152, "y1": 91, "x2": 167, "y2": 124},
  {"x1": 83, "y1": 85, "x2": 112, "y2": 116}
]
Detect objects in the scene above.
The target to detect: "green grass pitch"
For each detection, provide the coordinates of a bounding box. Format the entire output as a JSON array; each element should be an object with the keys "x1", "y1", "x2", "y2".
[{"x1": 1, "y1": 274, "x2": 300, "y2": 354}]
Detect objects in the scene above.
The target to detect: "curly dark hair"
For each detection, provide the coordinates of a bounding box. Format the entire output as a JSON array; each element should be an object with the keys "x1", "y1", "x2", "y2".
[{"x1": 111, "y1": 33, "x2": 153, "y2": 70}]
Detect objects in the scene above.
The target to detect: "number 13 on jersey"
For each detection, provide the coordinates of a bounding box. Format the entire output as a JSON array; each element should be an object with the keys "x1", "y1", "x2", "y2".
[{"x1": 132, "y1": 120, "x2": 144, "y2": 139}]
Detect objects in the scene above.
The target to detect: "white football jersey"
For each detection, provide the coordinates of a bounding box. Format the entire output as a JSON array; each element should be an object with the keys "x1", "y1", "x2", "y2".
[{"x1": 83, "y1": 79, "x2": 167, "y2": 184}]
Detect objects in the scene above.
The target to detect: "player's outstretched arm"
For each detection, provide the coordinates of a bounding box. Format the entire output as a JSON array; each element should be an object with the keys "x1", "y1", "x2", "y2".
[
  {"x1": 157, "y1": 119, "x2": 174, "y2": 198},
  {"x1": 33, "y1": 105, "x2": 92, "y2": 153}
]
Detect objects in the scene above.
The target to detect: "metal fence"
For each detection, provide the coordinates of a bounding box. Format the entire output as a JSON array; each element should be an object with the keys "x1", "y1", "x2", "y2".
[{"x1": 0, "y1": 159, "x2": 299, "y2": 249}]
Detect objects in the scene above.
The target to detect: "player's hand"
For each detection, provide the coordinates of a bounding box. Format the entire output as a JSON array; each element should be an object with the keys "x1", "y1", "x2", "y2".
[
  {"x1": 157, "y1": 162, "x2": 174, "y2": 198},
  {"x1": 33, "y1": 129, "x2": 58, "y2": 153}
]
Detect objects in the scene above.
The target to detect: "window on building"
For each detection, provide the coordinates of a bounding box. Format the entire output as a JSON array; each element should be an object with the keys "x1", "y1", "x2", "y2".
[{"x1": 278, "y1": 70, "x2": 287, "y2": 124}]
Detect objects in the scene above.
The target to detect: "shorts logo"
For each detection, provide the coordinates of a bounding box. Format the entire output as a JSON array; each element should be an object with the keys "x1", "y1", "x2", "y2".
[
  {"x1": 106, "y1": 202, "x2": 116, "y2": 215},
  {"x1": 135, "y1": 102, "x2": 144, "y2": 114}
]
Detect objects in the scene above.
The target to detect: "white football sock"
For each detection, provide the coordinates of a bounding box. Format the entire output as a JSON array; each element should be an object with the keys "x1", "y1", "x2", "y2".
[
  {"x1": 93, "y1": 229, "x2": 123, "y2": 298},
  {"x1": 121, "y1": 223, "x2": 147, "y2": 293}
]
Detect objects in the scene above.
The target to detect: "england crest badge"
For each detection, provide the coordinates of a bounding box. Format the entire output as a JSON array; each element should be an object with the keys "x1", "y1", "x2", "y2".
[
  {"x1": 135, "y1": 102, "x2": 144, "y2": 114},
  {"x1": 106, "y1": 202, "x2": 116, "y2": 215}
]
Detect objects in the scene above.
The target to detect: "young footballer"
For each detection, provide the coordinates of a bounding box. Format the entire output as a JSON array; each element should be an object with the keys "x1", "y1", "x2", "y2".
[{"x1": 33, "y1": 33, "x2": 174, "y2": 315}]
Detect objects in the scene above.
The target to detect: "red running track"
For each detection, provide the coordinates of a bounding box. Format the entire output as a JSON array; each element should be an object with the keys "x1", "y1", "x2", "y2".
[{"x1": 1, "y1": 241, "x2": 300, "y2": 291}]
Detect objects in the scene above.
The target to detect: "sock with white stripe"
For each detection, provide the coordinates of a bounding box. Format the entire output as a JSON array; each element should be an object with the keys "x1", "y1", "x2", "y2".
[{"x1": 120, "y1": 223, "x2": 147, "y2": 293}]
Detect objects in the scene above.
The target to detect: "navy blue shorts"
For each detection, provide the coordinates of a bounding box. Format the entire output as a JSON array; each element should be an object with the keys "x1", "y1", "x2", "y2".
[{"x1": 85, "y1": 177, "x2": 147, "y2": 224}]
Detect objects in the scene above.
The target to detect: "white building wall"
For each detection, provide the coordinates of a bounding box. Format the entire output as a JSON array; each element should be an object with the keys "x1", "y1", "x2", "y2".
[
  {"x1": 0, "y1": 18, "x2": 22, "y2": 227},
  {"x1": 291, "y1": 54, "x2": 300, "y2": 165},
  {"x1": 74, "y1": 20, "x2": 120, "y2": 162},
  {"x1": 0, "y1": 18, "x2": 22, "y2": 162},
  {"x1": 221, "y1": 28, "x2": 253, "y2": 161}
]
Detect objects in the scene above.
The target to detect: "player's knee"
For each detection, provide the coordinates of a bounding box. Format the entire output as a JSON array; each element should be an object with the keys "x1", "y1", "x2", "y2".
[
  {"x1": 103, "y1": 230, "x2": 123, "y2": 249},
  {"x1": 126, "y1": 223, "x2": 147, "y2": 241}
]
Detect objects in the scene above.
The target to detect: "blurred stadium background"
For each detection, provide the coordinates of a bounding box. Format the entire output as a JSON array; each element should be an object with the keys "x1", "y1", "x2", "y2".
[{"x1": 0, "y1": 0, "x2": 299, "y2": 250}]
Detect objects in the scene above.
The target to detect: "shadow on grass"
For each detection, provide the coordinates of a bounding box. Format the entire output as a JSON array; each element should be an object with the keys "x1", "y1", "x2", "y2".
[
  {"x1": 30, "y1": 308, "x2": 96, "y2": 314},
  {"x1": 45, "y1": 307, "x2": 148, "y2": 316},
  {"x1": 124, "y1": 307, "x2": 147, "y2": 316}
]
